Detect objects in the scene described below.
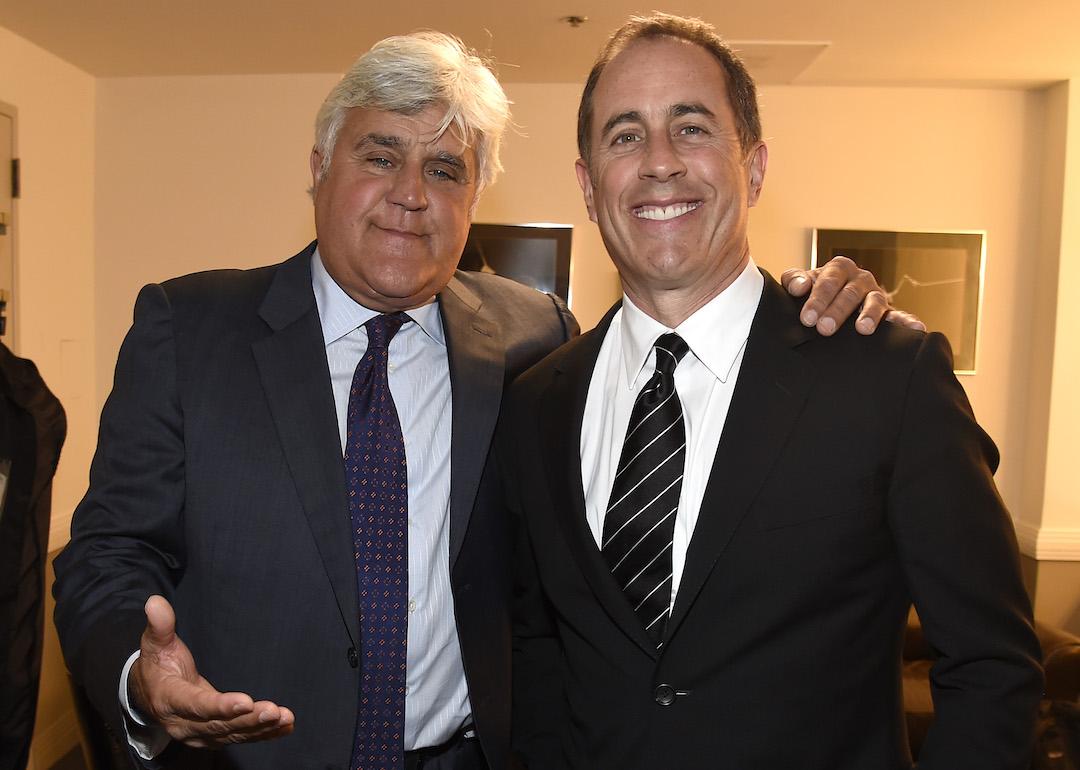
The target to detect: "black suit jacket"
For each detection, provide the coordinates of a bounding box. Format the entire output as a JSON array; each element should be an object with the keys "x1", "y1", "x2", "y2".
[
  {"x1": 0, "y1": 344, "x2": 66, "y2": 770},
  {"x1": 505, "y1": 272, "x2": 1042, "y2": 770},
  {"x1": 53, "y1": 243, "x2": 577, "y2": 769}
]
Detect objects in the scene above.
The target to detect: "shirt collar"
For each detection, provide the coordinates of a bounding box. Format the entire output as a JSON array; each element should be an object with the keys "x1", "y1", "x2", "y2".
[
  {"x1": 619, "y1": 257, "x2": 764, "y2": 388},
  {"x1": 311, "y1": 248, "x2": 445, "y2": 347}
]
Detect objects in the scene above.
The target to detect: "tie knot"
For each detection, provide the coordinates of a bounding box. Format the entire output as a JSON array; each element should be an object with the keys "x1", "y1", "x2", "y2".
[
  {"x1": 364, "y1": 312, "x2": 409, "y2": 351},
  {"x1": 653, "y1": 333, "x2": 688, "y2": 378}
]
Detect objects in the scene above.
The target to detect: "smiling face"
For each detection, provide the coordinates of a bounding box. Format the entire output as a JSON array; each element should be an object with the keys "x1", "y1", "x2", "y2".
[
  {"x1": 576, "y1": 36, "x2": 767, "y2": 324},
  {"x1": 311, "y1": 104, "x2": 478, "y2": 311}
]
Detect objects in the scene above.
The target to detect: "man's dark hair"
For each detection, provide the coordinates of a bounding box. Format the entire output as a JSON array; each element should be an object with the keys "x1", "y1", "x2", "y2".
[{"x1": 577, "y1": 12, "x2": 762, "y2": 164}]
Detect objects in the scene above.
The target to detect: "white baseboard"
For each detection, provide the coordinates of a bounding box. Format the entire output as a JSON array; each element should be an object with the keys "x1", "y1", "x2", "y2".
[
  {"x1": 1014, "y1": 518, "x2": 1080, "y2": 560},
  {"x1": 30, "y1": 710, "x2": 81, "y2": 770}
]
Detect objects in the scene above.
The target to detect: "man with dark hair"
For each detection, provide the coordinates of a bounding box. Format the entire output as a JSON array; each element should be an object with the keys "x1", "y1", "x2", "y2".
[
  {"x1": 576, "y1": 13, "x2": 763, "y2": 164},
  {"x1": 507, "y1": 13, "x2": 1042, "y2": 770}
]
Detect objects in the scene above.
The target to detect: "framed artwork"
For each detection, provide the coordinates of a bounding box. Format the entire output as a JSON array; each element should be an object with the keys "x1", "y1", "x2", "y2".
[
  {"x1": 458, "y1": 223, "x2": 572, "y2": 303},
  {"x1": 811, "y1": 229, "x2": 986, "y2": 374}
]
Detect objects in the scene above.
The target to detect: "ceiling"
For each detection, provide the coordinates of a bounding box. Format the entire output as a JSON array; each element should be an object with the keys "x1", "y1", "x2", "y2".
[{"x1": 1, "y1": 0, "x2": 1077, "y2": 87}]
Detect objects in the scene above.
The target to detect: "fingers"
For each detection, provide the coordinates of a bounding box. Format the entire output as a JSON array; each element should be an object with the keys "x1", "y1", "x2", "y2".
[
  {"x1": 134, "y1": 596, "x2": 199, "y2": 717},
  {"x1": 153, "y1": 675, "x2": 291, "y2": 747},
  {"x1": 167, "y1": 700, "x2": 295, "y2": 748},
  {"x1": 785, "y1": 257, "x2": 927, "y2": 335},
  {"x1": 143, "y1": 595, "x2": 177, "y2": 651},
  {"x1": 137, "y1": 596, "x2": 200, "y2": 703},
  {"x1": 133, "y1": 595, "x2": 294, "y2": 748},
  {"x1": 798, "y1": 256, "x2": 878, "y2": 336},
  {"x1": 166, "y1": 676, "x2": 255, "y2": 722},
  {"x1": 885, "y1": 308, "x2": 927, "y2": 332},
  {"x1": 133, "y1": 659, "x2": 252, "y2": 723},
  {"x1": 854, "y1": 290, "x2": 890, "y2": 335},
  {"x1": 780, "y1": 267, "x2": 814, "y2": 297},
  {"x1": 136, "y1": 598, "x2": 253, "y2": 722}
]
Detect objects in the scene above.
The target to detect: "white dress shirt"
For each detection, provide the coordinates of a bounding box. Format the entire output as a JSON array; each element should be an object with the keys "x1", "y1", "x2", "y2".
[
  {"x1": 580, "y1": 259, "x2": 763, "y2": 607},
  {"x1": 122, "y1": 250, "x2": 470, "y2": 757}
]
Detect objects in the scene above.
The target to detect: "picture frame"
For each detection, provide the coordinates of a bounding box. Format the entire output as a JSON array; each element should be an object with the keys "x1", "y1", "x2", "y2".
[
  {"x1": 458, "y1": 223, "x2": 572, "y2": 303},
  {"x1": 811, "y1": 228, "x2": 986, "y2": 374}
]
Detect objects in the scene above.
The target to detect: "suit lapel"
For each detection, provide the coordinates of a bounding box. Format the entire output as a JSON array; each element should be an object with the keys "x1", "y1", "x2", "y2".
[
  {"x1": 251, "y1": 247, "x2": 360, "y2": 645},
  {"x1": 440, "y1": 276, "x2": 506, "y2": 567},
  {"x1": 540, "y1": 305, "x2": 661, "y2": 659},
  {"x1": 666, "y1": 274, "x2": 815, "y2": 639}
]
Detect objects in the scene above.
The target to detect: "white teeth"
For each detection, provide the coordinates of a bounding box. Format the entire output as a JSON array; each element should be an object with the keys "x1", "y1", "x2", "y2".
[{"x1": 634, "y1": 202, "x2": 700, "y2": 221}]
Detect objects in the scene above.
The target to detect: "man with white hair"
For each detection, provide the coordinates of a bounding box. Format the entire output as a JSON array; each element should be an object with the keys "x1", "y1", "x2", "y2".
[{"x1": 54, "y1": 31, "x2": 901, "y2": 770}]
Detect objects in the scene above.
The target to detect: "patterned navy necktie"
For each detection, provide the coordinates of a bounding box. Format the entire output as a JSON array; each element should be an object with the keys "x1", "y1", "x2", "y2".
[
  {"x1": 601, "y1": 332, "x2": 689, "y2": 646},
  {"x1": 346, "y1": 312, "x2": 410, "y2": 770}
]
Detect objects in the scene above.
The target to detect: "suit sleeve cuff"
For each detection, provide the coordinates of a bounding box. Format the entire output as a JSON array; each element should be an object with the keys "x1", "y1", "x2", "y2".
[{"x1": 119, "y1": 650, "x2": 171, "y2": 759}]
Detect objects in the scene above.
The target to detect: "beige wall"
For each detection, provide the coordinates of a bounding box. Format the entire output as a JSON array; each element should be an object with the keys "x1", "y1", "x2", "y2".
[
  {"x1": 94, "y1": 73, "x2": 337, "y2": 402},
  {"x1": 752, "y1": 83, "x2": 1079, "y2": 633},
  {"x1": 92, "y1": 77, "x2": 620, "y2": 389},
  {"x1": 480, "y1": 83, "x2": 621, "y2": 328},
  {"x1": 0, "y1": 25, "x2": 97, "y2": 551},
  {"x1": 92, "y1": 78, "x2": 618, "y2": 386},
  {"x1": 751, "y1": 85, "x2": 1045, "y2": 524}
]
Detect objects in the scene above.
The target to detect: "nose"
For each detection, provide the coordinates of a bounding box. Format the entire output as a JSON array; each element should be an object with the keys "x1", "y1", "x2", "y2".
[
  {"x1": 387, "y1": 162, "x2": 428, "y2": 211},
  {"x1": 639, "y1": 134, "x2": 686, "y2": 183}
]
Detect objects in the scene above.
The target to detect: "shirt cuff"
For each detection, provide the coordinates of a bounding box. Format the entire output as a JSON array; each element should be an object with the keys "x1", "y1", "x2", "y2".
[{"x1": 119, "y1": 650, "x2": 171, "y2": 759}]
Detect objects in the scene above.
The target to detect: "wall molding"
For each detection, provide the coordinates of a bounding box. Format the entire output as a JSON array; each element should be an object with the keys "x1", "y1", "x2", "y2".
[{"x1": 1014, "y1": 518, "x2": 1080, "y2": 561}]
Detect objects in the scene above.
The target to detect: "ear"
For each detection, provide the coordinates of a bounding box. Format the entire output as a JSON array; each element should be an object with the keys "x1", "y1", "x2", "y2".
[
  {"x1": 575, "y1": 158, "x2": 598, "y2": 223},
  {"x1": 309, "y1": 146, "x2": 324, "y2": 195},
  {"x1": 746, "y1": 142, "x2": 768, "y2": 208}
]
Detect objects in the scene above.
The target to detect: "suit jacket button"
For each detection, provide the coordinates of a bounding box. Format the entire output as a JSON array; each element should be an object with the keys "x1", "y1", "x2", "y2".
[
  {"x1": 347, "y1": 647, "x2": 359, "y2": 668},
  {"x1": 654, "y1": 684, "x2": 676, "y2": 706}
]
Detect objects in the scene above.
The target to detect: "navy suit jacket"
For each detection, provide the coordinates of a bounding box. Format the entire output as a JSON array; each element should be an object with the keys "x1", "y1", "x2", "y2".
[{"x1": 54, "y1": 243, "x2": 577, "y2": 769}]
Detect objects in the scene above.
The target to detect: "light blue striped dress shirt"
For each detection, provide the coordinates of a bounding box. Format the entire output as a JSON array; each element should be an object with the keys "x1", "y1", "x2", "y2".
[{"x1": 312, "y1": 250, "x2": 470, "y2": 750}]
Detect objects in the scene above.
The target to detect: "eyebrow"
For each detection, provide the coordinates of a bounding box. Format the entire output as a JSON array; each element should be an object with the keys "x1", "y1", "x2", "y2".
[
  {"x1": 670, "y1": 102, "x2": 715, "y2": 120},
  {"x1": 356, "y1": 133, "x2": 403, "y2": 150},
  {"x1": 354, "y1": 135, "x2": 468, "y2": 174},
  {"x1": 600, "y1": 110, "x2": 642, "y2": 139},
  {"x1": 433, "y1": 150, "x2": 467, "y2": 171},
  {"x1": 600, "y1": 102, "x2": 717, "y2": 138}
]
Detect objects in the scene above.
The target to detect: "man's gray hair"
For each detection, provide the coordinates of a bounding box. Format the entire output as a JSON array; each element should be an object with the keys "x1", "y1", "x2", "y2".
[{"x1": 314, "y1": 32, "x2": 510, "y2": 193}]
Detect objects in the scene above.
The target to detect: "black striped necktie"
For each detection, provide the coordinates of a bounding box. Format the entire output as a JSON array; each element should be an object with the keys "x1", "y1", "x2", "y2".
[{"x1": 601, "y1": 332, "x2": 689, "y2": 646}]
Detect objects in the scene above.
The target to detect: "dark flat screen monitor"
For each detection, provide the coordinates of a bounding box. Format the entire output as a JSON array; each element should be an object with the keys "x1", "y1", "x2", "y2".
[{"x1": 458, "y1": 223, "x2": 572, "y2": 303}]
